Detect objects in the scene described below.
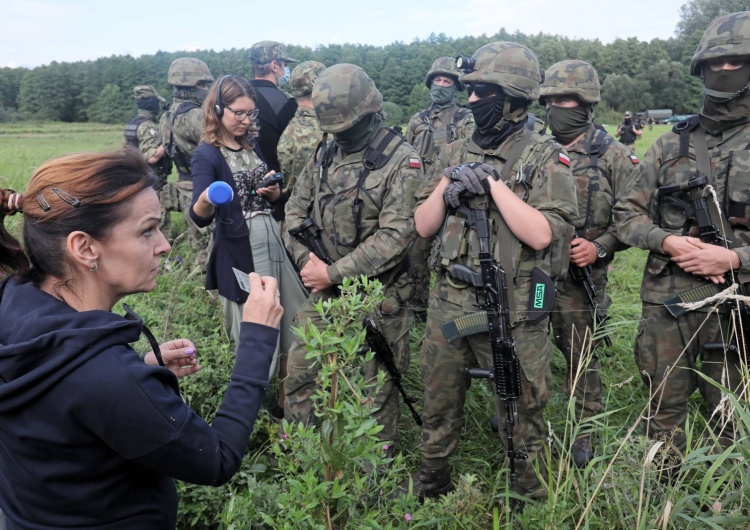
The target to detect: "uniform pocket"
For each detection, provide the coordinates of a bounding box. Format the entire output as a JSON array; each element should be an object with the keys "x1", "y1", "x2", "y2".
[{"x1": 725, "y1": 150, "x2": 750, "y2": 228}]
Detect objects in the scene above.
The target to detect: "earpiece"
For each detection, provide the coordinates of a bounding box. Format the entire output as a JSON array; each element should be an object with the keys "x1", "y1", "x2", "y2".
[{"x1": 214, "y1": 75, "x2": 230, "y2": 118}]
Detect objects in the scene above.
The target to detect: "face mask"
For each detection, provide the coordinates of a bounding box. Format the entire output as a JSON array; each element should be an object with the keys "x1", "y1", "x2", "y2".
[
  {"x1": 136, "y1": 97, "x2": 161, "y2": 115},
  {"x1": 700, "y1": 63, "x2": 750, "y2": 133},
  {"x1": 278, "y1": 65, "x2": 291, "y2": 86},
  {"x1": 333, "y1": 113, "x2": 382, "y2": 154},
  {"x1": 469, "y1": 94, "x2": 506, "y2": 132},
  {"x1": 192, "y1": 87, "x2": 209, "y2": 103},
  {"x1": 430, "y1": 84, "x2": 458, "y2": 109},
  {"x1": 546, "y1": 105, "x2": 591, "y2": 145}
]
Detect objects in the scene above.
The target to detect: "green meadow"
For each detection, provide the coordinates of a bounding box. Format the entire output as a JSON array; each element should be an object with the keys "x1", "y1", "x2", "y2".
[{"x1": 2, "y1": 122, "x2": 749, "y2": 528}]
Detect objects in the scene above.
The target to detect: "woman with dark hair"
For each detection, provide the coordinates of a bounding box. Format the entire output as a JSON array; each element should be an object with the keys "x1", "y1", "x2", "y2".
[
  {"x1": 190, "y1": 75, "x2": 306, "y2": 418},
  {"x1": 0, "y1": 149, "x2": 282, "y2": 529}
]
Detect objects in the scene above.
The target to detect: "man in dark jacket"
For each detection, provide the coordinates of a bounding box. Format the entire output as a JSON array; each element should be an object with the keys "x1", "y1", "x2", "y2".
[{"x1": 249, "y1": 40, "x2": 299, "y2": 173}]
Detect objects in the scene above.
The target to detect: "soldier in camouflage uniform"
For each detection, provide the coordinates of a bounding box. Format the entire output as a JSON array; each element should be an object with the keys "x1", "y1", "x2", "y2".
[
  {"x1": 124, "y1": 85, "x2": 173, "y2": 235},
  {"x1": 613, "y1": 11, "x2": 750, "y2": 454},
  {"x1": 283, "y1": 64, "x2": 422, "y2": 449},
  {"x1": 406, "y1": 57, "x2": 475, "y2": 317},
  {"x1": 410, "y1": 42, "x2": 578, "y2": 503},
  {"x1": 160, "y1": 58, "x2": 214, "y2": 270},
  {"x1": 539, "y1": 60, "x2": 640, "y2": 466},
  {"x1": 277, "y1": 61, "x2": 326, "y2": 194}
]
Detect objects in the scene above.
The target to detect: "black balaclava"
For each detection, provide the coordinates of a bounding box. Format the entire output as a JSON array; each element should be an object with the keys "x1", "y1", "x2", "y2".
[
  {"x1": 546, "y1": 104, "x2": 592, "y2": 145},
  {"x1": 173, "y1": 86, "x2": 209, "y2": 105},
  {"x1": 700, "y1": 62, "x2": 750, "y2": 134},
  {"x1": 136, "y1": 96, "x2": 161, "y2": 115},
  {"x1": 470, "y1": 88, "x2": 528, "y2": 150},
  {"x1": 333, "y1": 113, "x2": 382, "y2": 155}
]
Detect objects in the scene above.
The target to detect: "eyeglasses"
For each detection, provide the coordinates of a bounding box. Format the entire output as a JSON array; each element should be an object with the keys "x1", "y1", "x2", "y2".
[
  {"x1": 225, "y1": 105, "x2": 260, "y2": 122},
  {"x1": 465, "y1": 82, "x2": 498, "y2": 99}
]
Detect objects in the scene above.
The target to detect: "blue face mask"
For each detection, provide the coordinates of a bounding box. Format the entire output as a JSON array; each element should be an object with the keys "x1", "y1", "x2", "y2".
[{"x1": 278, "y1": 65, "x2": 291, "y2": 86}]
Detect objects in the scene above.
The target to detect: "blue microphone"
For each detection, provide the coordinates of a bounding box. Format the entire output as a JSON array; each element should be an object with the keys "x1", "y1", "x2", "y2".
[{"x1": 207, "y1": 181, "x2": 233, "y2": 206}]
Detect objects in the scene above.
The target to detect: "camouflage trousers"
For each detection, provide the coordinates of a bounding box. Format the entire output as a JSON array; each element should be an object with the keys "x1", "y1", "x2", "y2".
[
  {"x1": 163, "y1": 180, "x2": 213, "y2": 269},
  {"x1": 420, "y1": 291, "x2": 553, "y2": 499},
  {"x1": 285, "y1": 290, "x2": 413, "y2": 444},
  {"x1": 635, "y1": 302, "x2": 745, "y2": 451},
  {"x1": 407, "y1": 235, "x2": 434, "y2": 316},
  {"x1": 154, "y1": 177, "x2": 172, "y2": 238},
  {"x1": 550, "y1": 265, "x2": 610, "y2": 419}
]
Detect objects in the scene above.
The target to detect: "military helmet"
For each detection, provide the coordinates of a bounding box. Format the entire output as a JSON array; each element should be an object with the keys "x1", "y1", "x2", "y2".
[
  {"x1": 424, "y1": 57, "x2": 465, "y2": 90},
  {"x1": 290, "y1": 61, "x2": 327, "y2": 98},
  {"x1": 539, "y1": 60, "x2": 600, "y2": 105},
  {"x1": 312, "y1": 64, "x2": 383, "y2": 133},
  {"x1": 459, "y1": 42, "x2": 542, "y2": 100},
  {"x1": 133, "y1": 85, "x2": 166, "y2": 102},
  {"x1": 167, "y1": 58, "x2": 214, "y2": 87},
  {"x1": 690, "y1": 11, "x2": 750, "y2": 76},
  {"x1": 249, "y1": 40, "x2": 299, "y2": 65}
]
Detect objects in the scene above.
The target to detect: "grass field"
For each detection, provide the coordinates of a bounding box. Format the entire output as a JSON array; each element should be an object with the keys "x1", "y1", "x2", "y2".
[{"x1": 2, "y1": 122, "x2": 749, "y2": 528}]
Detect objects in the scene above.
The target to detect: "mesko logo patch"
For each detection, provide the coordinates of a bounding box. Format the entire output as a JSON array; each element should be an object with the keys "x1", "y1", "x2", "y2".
[{"x1": 534, "y1": 283, "x2": 545, "y2": 309}]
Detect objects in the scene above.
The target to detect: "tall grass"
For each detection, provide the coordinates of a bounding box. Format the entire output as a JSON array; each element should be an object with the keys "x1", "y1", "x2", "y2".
[{"x1": 2, "y1": 122, "x2": 749, "y2": 528}]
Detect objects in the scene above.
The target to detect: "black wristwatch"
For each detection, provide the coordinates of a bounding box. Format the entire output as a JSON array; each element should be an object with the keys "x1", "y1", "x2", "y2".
[{"x1": 593, "y1": 241, "x2": 607, "y2": 259}]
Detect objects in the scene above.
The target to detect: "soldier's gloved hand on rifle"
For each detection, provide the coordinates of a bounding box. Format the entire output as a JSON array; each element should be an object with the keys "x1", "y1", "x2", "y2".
[{"x1": 443, "y1": 162, "x2": 498, "y2": 195}]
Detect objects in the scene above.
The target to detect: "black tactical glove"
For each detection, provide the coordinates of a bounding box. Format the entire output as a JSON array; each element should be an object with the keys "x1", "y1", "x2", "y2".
[
  {"x1": 442, "y1": 162, "x2": 498, "y2": 195},
  {"x1": 443, "y1": 181, "x2": 466, "y2": 209}
]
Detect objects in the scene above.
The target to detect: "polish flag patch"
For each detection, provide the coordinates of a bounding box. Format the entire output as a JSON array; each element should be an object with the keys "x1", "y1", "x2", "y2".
[
  {"x1": 409, "y1": 157, "x2": 422, "y2": 168},
  {"x1": 558, "y1": 152, "x2": 571, "y2": 167},
  {"x1": 629, "y1": 154, "x2": 639, "y2": 164}
]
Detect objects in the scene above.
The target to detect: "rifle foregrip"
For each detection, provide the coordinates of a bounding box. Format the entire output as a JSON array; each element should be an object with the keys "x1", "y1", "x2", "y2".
[{"x1": 468, "y1": 367, "x2": 492, "y2": 379}]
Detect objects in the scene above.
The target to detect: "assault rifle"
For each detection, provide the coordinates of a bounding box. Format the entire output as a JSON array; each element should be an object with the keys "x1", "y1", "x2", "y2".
[
  {"x1": 568, "y1": 235, "x2": 612, "y2": 347},
  {"x1": 446, "y1": 205, "x2": 527, "y2": 491},
  {"x1": 363, "y1": 315, "x2": 422, "y2": 426},
  {"x1": 659, "y1": 176, "x2": 750, "y2": 350},
  {"x1": 288, "y1": 218, "x2": 422, "y2": 425}
]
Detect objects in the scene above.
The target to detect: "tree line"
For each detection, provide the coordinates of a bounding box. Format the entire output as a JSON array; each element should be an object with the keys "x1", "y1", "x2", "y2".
[{"x1": 0, "y1": 0, "x2": 744, "y2": 125}]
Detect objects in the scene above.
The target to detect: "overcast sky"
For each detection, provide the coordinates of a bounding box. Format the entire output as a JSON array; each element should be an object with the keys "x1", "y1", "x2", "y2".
[{"x1": 1, "y1": 0, "x2": 687, "y2": 69}]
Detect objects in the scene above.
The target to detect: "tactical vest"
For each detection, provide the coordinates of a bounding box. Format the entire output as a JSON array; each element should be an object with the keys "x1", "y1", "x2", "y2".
[
  {"x1": 619, "y1": 121, "x2": 637, "y2": 144},
  {"x1": 124, "y1": 113, "x2": 173, "y2": 183},
  {"x1": 414, "y1": 106, "x2": 472, "y2": 164},
  {"x1": 310, "y1": 127, "x2": 413, "y2": 295},
  {"x1": 124, "y1": 114, "x2": 150, "y2": 148},
  {"x1": 430, "y1": 129, "x2": 573, "y2": 283},
  {"x1": 164, "y1": 101, "x2": 201, "y2": 176},
  {"x1": 575, "y1": 128, "x2": 614, "y2": 233}
]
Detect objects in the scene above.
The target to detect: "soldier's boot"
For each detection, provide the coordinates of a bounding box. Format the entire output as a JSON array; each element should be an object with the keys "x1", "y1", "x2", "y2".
[
  {"x1": 410, "y1": 459, "x2": 454, "y2": 499},
  {"x1": 571, "y1": 434, "x2": 594, "y2": 468}
]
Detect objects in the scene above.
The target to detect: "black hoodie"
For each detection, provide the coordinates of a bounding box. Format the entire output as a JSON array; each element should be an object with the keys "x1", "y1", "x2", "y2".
[{"x1": 0, "y1": 277, "x2": 278, "y2": 529}]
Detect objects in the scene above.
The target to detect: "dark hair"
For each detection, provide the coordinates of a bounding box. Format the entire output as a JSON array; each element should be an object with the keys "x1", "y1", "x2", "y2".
[
  {"x1": 201, "y1": 75, "x2": 257, "y2": 150},
  {"x1": 0, "y1": 148, "x2": 158, "y2": 283},
  {"x1": 252, "y1": 63, "x2": 275, "y2": 78}
]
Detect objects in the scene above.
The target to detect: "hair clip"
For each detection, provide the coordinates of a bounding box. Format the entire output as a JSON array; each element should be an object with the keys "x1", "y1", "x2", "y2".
[
  {"x1": 36, "y1": 193, "x2": 51, "y2": 212},
  {"x1": 52, "y1": 188, "x2": 81, "y2": 208},
  {"x1": 8, "y1": 192, "x2": 23, "y2": 213}
]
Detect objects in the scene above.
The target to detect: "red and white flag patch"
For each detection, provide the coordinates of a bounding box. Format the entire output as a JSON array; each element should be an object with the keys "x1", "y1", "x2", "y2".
[
  {"x1": 409, "y1": 157, "x2": 421, "y2": 169},
  {"x1": 558, "y1": 152, "x2": 571, "y2": 167},
  {"x1": 629, "y1": 154, "x2": 639, "y2": 164}
]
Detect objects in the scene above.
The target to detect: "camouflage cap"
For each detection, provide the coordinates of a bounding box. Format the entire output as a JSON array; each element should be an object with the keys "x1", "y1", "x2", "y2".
[
  {"x1": 424, "y1": 57, "x2": 464, "y2": 90},
  {"x1": 459, "y1": 42, "x2": 542, "y2": 100},
  {"x1": 290, "y1": 61, "x2": 327, "y2": 98},
  {"x1": 249, "y1": 40, "x2": 299, "y2": 65},
  {"x1": 312, "y1": 63, "x2": 383, "y2": 133},
  {"x1": 167, "y1": 58, "x2": 214, "y2": 87},
  {"x1": 133, "y1": 85, "x2": 165, "y2": 102},
  {"x1": 539, "y1": 60, "x2": 600, "y2": 105},
  {"x1": 691, "y1": 11, "x2": 750, "y2": 75}
]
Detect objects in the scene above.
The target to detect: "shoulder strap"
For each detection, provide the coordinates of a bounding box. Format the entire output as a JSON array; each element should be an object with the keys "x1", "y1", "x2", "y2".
[
  {"x1": 674, "y1": 115, "x2": 701, "y2": 159},
  {"x1": 500, "y1": 127, "x2": 533, "y2": 182},
  {"x1": 174, "y1": 101, "x2": 200, "y2": 116}
]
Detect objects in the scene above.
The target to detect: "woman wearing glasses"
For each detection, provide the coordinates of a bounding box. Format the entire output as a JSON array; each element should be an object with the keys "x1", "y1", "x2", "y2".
[{"x1": 191, "y1": 76, "x2": 306, "y2": 415}]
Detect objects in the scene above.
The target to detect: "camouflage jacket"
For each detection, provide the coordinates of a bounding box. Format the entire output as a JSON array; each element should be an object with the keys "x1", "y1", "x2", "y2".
[
  {"x1": 283, "y1": 128, "x2": 422, "y2": 288},
  {"x1": 406, "y1": 104, "x2": 474, "y2": 167},
  {"x1": 614, "y1": 120, "x2": 750, "y2": 304},
  {"x1": 417, "y1": 126, "x2": 578, "y2": 319},
  {"x1": 159, "y1": 97, "x2": 203, "y2": 175},
  {"x1": 565, "y1": 126, "x2": 640, "y2": 259},
  {"x1": 134, "y1": 110, "x2": 161, "y2": 160},
  {"x1": 277, "y1": 106, "x2": 323, "y2": 194}
]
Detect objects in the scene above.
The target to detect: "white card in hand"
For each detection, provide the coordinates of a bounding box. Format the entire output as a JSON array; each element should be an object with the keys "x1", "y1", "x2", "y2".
[{"x1": 232, "y1": 267, "x2": 251, "y2": 293}]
